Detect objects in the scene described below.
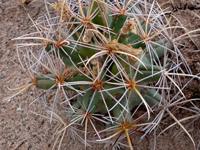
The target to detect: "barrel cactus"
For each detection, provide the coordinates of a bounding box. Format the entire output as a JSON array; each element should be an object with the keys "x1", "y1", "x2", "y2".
[{"x1": 9, "y1": 0, "x2": 200, "y2": 149}]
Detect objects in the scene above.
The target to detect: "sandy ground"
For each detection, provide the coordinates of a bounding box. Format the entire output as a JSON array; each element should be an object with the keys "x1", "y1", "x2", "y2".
[{"x1": 0, "y1": 0, "x2": 200, "y2": 150}]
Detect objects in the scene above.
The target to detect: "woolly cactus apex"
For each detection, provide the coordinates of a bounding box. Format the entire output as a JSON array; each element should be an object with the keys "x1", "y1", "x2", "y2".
[
  {"x1": 83, "y1": 29, "x2": 94, "y2": 43},
  {"x1": 51, "y1": 1, "x2": 71, "y2": 22},
  {"x1": 122, "y1": 18, "x2": 138, "y2": 35},
  {"x1": 106, "y1": 39, "x2": 142, "y2": 58}
]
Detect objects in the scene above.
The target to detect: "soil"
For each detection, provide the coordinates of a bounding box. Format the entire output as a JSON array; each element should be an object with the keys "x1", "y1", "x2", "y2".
[{"x1": 0, "y1": 0, "x2": 200, "y2": 150}]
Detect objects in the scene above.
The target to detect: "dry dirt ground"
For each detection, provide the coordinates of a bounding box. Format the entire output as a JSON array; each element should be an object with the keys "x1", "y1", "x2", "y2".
[{"x1": 0, "y1": 0, "x2": 200, "y2": 150}]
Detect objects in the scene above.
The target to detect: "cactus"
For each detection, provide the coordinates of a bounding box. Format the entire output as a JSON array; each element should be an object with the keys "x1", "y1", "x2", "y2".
[{"x1": 9, "y1": 0, "x2": 200, "y2": 149}]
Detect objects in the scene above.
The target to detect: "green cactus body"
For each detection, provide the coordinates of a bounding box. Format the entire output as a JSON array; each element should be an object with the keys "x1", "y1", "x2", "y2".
[{"x1": 36, "y1": 0, "x2": 172, "y2": 138}]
